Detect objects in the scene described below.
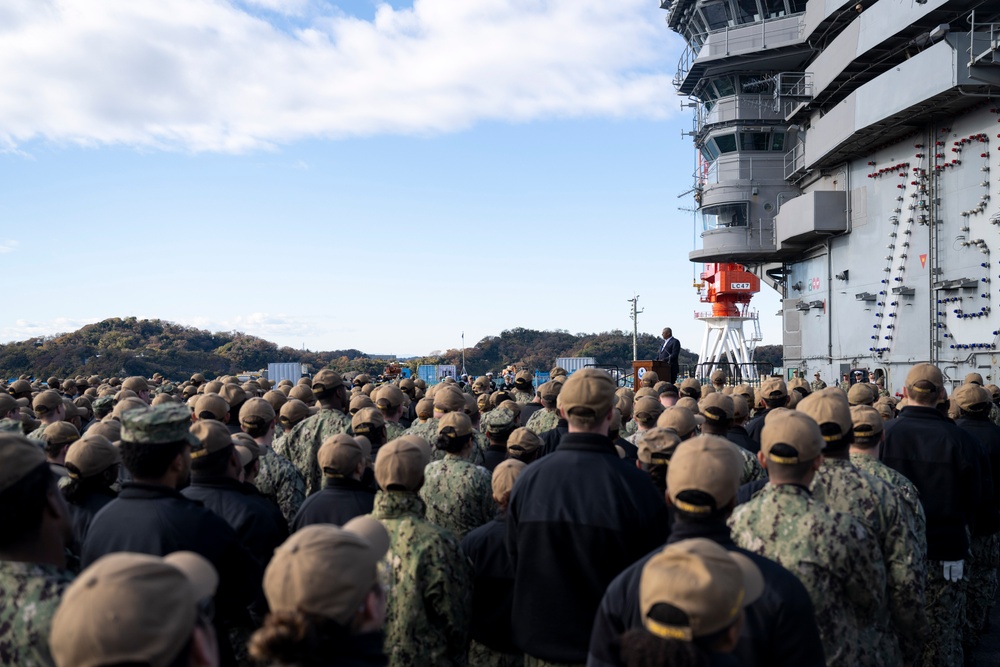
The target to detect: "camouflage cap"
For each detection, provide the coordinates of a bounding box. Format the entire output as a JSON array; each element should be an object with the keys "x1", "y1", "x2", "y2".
[
  {"x1": 375, "y1": 436, "x2": 431, "y2": 491},
  {"x1": 0, "y1": 434, "x2": 48, "y2": 493},
  {"x1": 121, "y1": 404, "x2": 200, "y2": 448},
  {"x1": 667, "y1": 436, "x2": 743, "y2": 511},
  {"x1": 481, "y1": 406, "x2": 517, "y2": 434},
  {"x1": 264, "y1": 517, "x2": 388, "y2": 625},
  {"x1": 492, "y1": 459, "x2": 526, "y2": 502},
  {"x1": 638, "y1": 427, "x2": 683, "y2": 465},
  {"x1": 640, "y1": 538, "x2": 763, "y2": 641},
  {"x1": 351, "y1": 407, "x2": 385, "y2": 436},
  {"x1": 507, "y1": 427, "x2": 542, "y2": 454},
  {"x1": 44, "y1": 421, "x2": 80, "y2": 448},
  {"x1": 65, "y1": 435, "x2": 120, "y2": 479},
  {"x1": 51, "y1": 551, "x2": 218, "y2": 667}
]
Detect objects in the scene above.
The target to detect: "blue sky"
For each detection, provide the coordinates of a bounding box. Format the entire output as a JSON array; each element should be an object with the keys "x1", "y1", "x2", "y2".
[{"x1": 0, "y1": 0, "x2": 781, "y2": 358}]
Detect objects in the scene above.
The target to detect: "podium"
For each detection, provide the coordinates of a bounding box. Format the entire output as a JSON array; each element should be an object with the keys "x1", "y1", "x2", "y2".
[{"x1": 633, "y1": 360, "x2": 673, "y2": 387}]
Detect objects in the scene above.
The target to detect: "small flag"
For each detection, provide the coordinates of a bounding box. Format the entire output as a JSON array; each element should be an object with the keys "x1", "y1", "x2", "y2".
[{"x1": 919, "y1": 254, "x2": 927, "y2": 268}]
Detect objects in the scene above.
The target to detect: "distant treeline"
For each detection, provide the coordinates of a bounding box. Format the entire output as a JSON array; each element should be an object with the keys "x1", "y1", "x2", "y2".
[{"x1": 0, "y1": 318, "x2": 782, "y2": 380}]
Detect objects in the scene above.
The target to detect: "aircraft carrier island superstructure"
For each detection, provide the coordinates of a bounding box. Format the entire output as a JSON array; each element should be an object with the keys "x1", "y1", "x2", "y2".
[{"x1": 663, "y1": 0, "x2": 1000, "y2": 390}]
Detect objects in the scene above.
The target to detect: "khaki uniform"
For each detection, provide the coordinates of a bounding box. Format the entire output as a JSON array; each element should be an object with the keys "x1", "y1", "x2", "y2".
[
  {"x1": 372, "y1": 491, "x2": 472, "y2": 667},
  {"x1": 729, "y1": 483, "x2": 886, "y2": 665}
]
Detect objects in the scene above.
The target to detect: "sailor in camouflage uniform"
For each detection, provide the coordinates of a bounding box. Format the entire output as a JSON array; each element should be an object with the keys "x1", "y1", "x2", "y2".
[
  {"x1": 696, "y1": 392, "x2": 767, "y2": 484},
  {"x1": 525, "y1": 382, "x2": 560, "y2": 435},
  {"x1": 370, "y1": 436, "x2": 472, "y2": 667},
  {"x1": 798, "y1": 389, "x2": 926, "y2": 667},
  {"x1": 729, "y1": 409, "x2": 887, "y2": 666},
  {"x1": 278, "y1": 370, "x2": 353, "y2": 496},
  {"x1": 375, "y1": 383, "x2": 409, "y2": 442},
  {"x1": 240, "y1": 397, "x2": 306, "y2": 525},
  {"x1": 510, "y1": 370, "x2": 535, "y2": 405},
  {"x1": 0, "y1": 433, "x2": 75, "y2": 667},
  {"x1": 849, "y1": 405, "x2": 927, "y2": 549},
  {"x1": 811, "y1": 372, "x2": 827, "y2": 392},
  {"x1": 420, "y1": 412, "x2": 495, "y2": 540}
]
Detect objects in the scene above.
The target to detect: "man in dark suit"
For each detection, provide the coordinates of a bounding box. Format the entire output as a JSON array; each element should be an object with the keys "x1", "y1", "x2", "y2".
[{"x1": 656, "y1": 327, "x2": 680, "y2": 383}]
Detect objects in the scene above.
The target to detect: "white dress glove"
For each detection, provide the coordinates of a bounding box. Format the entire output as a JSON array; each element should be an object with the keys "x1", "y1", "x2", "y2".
[{"x1": 943, "y1": 560, "x2": 965, "y2": 582}]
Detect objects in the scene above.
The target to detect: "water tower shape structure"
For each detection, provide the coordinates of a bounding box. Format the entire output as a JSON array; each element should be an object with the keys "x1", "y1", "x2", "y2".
[{"x1": 694, "y1": 263, "x2": 762, "y2": 382}]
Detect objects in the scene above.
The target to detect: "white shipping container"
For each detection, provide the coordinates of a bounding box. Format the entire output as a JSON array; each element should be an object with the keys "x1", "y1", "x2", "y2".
[
  {"x1": 267, "y1": 362, "x2": 302, "y2": 386},
  {"x1": 555, "y1": 357, "x2": 597, "y2": 375}
]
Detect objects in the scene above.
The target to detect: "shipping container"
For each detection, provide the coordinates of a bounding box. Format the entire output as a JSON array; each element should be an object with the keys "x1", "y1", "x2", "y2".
[
  {"x1": 267, "y1": 362, "x2": 302, "y2": 386},
  {"x1": 533, "y1": 372, "x2": 551, "y2": 389},
  {"x1": 417, "y1": 365, "x2": 439, "y2": 386},
  {"x1": 555, "y1": 357, "x2": 597, "y2": 375}
]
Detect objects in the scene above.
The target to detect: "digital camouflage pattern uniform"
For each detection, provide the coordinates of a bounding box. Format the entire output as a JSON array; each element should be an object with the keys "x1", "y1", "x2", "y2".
[
  {"x1": 385, "y1": 421, "x2": 407, "y2": 442},
  {"x1": 812, "y1": 379, "x2": 828, "y2": 392},
  {"x1": 255, "y1": 448, "x2": 306, "y2": 526},
  {"x1": 468, "y1": 639, "x2": 521, "y2": 667},
  {"x1": 26, "y1": 426, "x2": 46, "y2": 441},
  {"x1": 276, "y1": 407, "x2": 352, "y2": 495},
  {"x1": 849, "y1": 452, "x2": 927, "y2": 551},
  {"x1": 0, "y1": 560, "x2": 74, "y2": 667},
  {"x1": 524, "y1": 409, "x2": 559, "y2": 436},
  {"x1": 811, "y1": 458, "x2": 926, "y2": 666},
  {"x1": 729, "y1": 483, "x2": 886, "y2": 666},
  {"x1": 965, "y1": 532, "x2": 999, "y2": 656},
  {"x1": 623, "y1": 420, "x2": 638, "y2": 437},
  {"x1": 735, "y1": 445, "x2": 766, "y2": 484},
  {"x1": 371, "y1": 491, "x2": 472, "y2": 667},
  {"x1": 403, "y1": 418, "x2": 439, "y2": 448},
  {"x1": 420, "y1": 453, "x2": 495, "y2": 540},
  {"x1": 510, "y1": 390, "x2": 534, "y2": 405}
]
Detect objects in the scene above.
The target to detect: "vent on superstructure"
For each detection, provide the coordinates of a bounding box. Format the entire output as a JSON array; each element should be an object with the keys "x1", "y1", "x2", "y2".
[{"x1": 856, "y1": 292, "x2": 877, "y2": 302}]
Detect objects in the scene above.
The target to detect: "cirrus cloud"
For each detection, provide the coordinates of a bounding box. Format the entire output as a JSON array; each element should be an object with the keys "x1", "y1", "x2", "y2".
[{"x1": 0, "y1": 0, "x2": 678, "y2": 153}]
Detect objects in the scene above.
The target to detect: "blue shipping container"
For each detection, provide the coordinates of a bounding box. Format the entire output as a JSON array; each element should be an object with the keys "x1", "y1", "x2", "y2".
[{"x1": 417, "y1": 365, "x2": 439, "y2": 386}]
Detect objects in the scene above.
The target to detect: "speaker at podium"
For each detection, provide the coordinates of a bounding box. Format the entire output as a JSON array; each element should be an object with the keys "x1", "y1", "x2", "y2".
[{"x1": 632, "y1": 361, "x2": 672, "y2": 387}]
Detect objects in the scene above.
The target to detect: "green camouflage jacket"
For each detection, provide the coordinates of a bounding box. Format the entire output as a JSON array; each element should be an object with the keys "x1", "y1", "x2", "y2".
[
  {"x1": 403, "y1": 419, "x2": 439, "y2": 447},
  {"x1": 420, "y1": 453, "x2": 495, "y2": 540},
  {"x1": 510, "y1": 390, "x2": 534, "y2": 405},
  {"x1": 524, "y1": 409, "x2": 559, "y2": 436},
  {"x1": 385, "y1": 421, "x2": 407, "y2": 442},
  {"x1": 371, "y1": 491, "x2": 472, "y2": 667},
  {"x1": 812, "y1": 457, "x2": 927, "y2": 664},
  {"x1": 729, "y1": 483, "x2": 886, "y2": 666},
  {"x1": 0, "y1": 560, "x2": 74, "y2": 667},
  {"x1": 849, "y1": 452, "x2": 927, "y2": 553},
  {"x1": 276, "y1": 408, "x2": 353, "y2": 496},
  {"x1": 256, "y1": 448, "x2": 306, "y2": 526}
]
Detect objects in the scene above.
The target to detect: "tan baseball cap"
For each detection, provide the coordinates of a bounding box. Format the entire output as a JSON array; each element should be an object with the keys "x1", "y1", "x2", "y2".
[
  {"x1": 640, "y1": 370, "x2": 659, "y2": 387},
  {"x1": 514, "y1": 370, "x2": 533, "y2": 388},
  {"x1": 438, "y1": 411, "x2": 473, "y2": 438},
  {"x1": 349, "y1": 394, "x2": 375, "y2": 415},
  {"x1": 433, "y1": 386, "x2": 467, "y2": 413},
  {"x1": 656, "y1": 407, "x2": 702, "y2": 438},
  {"x1": 415, "y1": 397, "x2": 434, "y2": 420},
  {"x1": 847, "y1": 383, "x2": 874, "y2": 406},
  {"x1": 986, "y1": 384, "x2": 1000, "y2": 402},
  {"x1": 850, "y1": 405, "x2": 884, "y2": 442},
  {"x1": 557, "y1": 368, "x2": 617, "y2": 417},
  {"x1": 761, "y1": 409, "x2": 823, "y2": 463},
  {"x1": 374, "y1": 436, "x2": 431, "y2": 491},
  {"x1": 675, "y1": 397, "x2": 700, "y2": 414},
  {"x1": 0, "y1": 393, "x2": 17, "y2": 416},
  {"x1": 351, "y1": 407, "x2": 386, "y2": 436},
  {"x1": 50, "y1": 551, "x2": 218, "y2": 667},
  {"x1": 87, "y1": 420, "x2": 121, "y2": 443},
  {"x1": 730, "y1": 395, "x2": 749, "y2": 421},
  {"x1": 218, "y1": 384, "x2": 246, "y2": 409},
  {"x1": 796, "y1": 388, "x2": 852, "y2": 444},
  {"x1": 279, "y1": 398, "x2": 316, "y2": 428},
  {"x1": 710, "y1": 370, "x2": 725, "y2": 383},
  {"x1": 312, "y1": 370, "x2": 345, "y2": 395},
  {"x1": 231, "y1": 433, "x2": 260, "y2": 463},
  {"x1": 43, "y1": 421, "x2": 80, "y2": 448},
  {"x1": 33, "y1": 390, "x2": 63, "y2": 415},
  {"x1": 905, "y1": 363, "x2": 943, "y2": 396},
  {"x1": 194, "y1": 393, "x2": 229, "y2": 421},
  {"x1": 375, "y1": 385, "x2": 405, "y2": 411},
  {"x1": 679, "y1": 378, "x2": 702, "y2": 398},
  {"x1": 639, "y1": 538, "x2": 763, "y2": 641},
  {"x1": 112, "y1": 397, "x2": 150, "y2": 422},
  {"x1": 965, "y1": 372, "x2": 985, "y2": 386},
  {"x1": 634, "y1": 396, "x2": 666, "y2": 423},
  {"x1": 239, "y1": 397, "x2": 276, "y2": 428},
  {"x1": 121, "y1": 377, "x2": 149, "y2": 394},
  {"x1": 698, "y1": 393, "x2": 734, "y2": 424},
  {"x1": 638, "y1": 427, "x2": 683, "y2": 465},
  {"x1": 188, "y1": 420, "x2": 233, "y2": 459},
  {"x1": 635, "y1": 387, "x2": 658, "y2": 400},
  {"x1": 666, "y1": 436, "x2": 743, "y2": 512},
  {"x1": 0, "y1": 434, "x2": 48, "y2": 493},
  {"x1": 492, "y1": 459, "x2": 526, "y2": 502},
  {"x1": 262, "y1": 390, "x2": 287, "y2": 413},
  {"x1": 65, "y1": 435, "x2": 120, "y2": 479},
  {"x1": 318, "y1": 434, "x2": 364, "y2": 476},
  {"x1": 953, "y1": 383, "x2": 992, "y2": 412},
  {"x1": 760, "y1": 377, "x2": 787, "y2": 400},
  {"x1": 507, "y1": 427, "x2": 541, "y2": 455},
  {"x1": 264, "y1": 517, "x2": 389, "y2": 625}
]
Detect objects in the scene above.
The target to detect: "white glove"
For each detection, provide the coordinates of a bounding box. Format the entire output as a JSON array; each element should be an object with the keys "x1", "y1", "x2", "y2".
[{"x1": 943, "y1": 560, "x2": 965, "y2": 582}]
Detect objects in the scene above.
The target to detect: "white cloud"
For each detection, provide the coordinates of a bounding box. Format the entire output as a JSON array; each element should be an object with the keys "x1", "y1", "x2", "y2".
[
  {"x1": 0, "y1": 0, "x2": 678, "y2": 153},
  {"x1": 0, "y1": 317, "x2": 95, "y2": 343},
  {"x1": 241, "y1": 0, "x2": 310, "y2": 15},
  {"x1": 0, "y1": 240, "x2": 18, "y2": 254}
]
